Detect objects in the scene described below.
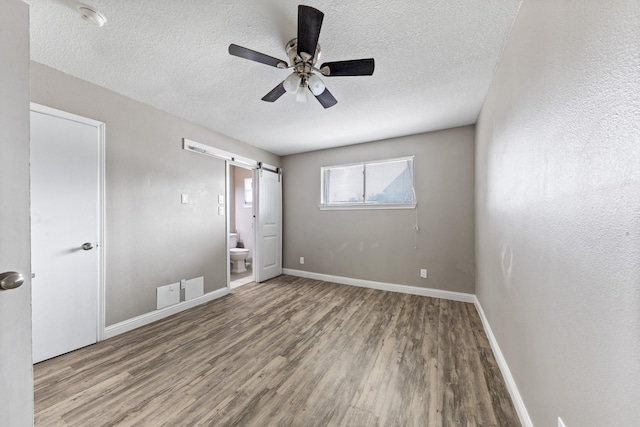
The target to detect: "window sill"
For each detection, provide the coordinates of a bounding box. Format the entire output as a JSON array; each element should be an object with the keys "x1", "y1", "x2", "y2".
[{"x1": 319, "y1": 203, "x2": 416, "y2": 211}]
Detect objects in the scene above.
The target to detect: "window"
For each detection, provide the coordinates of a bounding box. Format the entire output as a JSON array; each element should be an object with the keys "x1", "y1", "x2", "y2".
[{"x1": 320, "y1": 156, "x2": 415, "y2": 209}]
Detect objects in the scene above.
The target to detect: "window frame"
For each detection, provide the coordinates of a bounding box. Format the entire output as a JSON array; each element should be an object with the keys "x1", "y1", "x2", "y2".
[{"x1": 319, "y1": 155, "x2": 416, "y2": 210}]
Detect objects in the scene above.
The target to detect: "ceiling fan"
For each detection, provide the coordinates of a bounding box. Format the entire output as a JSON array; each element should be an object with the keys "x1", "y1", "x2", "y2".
[{"x1": 228, "y1": 5, "x2": 375, "y2": 109}]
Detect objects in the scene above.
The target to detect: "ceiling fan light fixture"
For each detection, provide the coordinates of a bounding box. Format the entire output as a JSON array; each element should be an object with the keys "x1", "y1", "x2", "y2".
[
  {"x1": 307, "y1": 74, "x2": 325, "y2": 96},
  {"x1": 283, "y1": 73, "x2": 300, "y2": 93},
  {"x1": 296, "y1": 83, "x2": 310, "y2": 103}
]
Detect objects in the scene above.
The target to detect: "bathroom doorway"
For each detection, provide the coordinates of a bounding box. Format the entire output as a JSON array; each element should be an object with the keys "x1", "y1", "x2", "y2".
[
  {"x1": 182, "y1": 138, "x2": 281, "y2": 288},
  {"x1": 229, "y1": 164, "x2": 255, "y2": 288}
]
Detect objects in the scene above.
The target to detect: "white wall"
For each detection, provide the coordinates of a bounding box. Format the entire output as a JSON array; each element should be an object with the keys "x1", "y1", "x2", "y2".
[{"x1": 475, "y1": 0, "x2": 640, "y2": 425}]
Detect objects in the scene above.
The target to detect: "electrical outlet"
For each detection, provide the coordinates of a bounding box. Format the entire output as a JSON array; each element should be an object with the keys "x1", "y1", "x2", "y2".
[
  {"x1": 558, "y1": 417, "x2": 567, "y2": 427},
  {"x1": 218, "y1": 194, "x2": 224, "y2": 204},
  {"x1": 218, "y1": 206, "x2": 224, "y2": 215},
  {"x1": 300, "y1": 257, "x2": 305, "y2": 265},
  {"x1": 420, "y1": 269, "x2": 428, "y2": 278}
]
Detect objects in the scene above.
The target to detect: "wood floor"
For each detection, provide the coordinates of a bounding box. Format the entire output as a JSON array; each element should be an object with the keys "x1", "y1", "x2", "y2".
[{"x1": 34, "y1": 275, "x2": 520, "y2": 426}]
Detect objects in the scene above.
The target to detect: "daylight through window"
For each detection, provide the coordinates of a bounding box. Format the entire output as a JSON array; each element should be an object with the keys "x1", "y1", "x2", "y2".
[{"x1": 321, "y1": 156, "x2": 415, "y2": 209}]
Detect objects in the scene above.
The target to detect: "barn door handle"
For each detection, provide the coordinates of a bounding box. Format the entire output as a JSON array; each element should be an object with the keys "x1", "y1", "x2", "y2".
[
  {"x1": 0, "y1": 271, "x2": 25, "y2": 290},
  {"x1": 81, "y1": 242, "x2": 94, "y2": 251}
]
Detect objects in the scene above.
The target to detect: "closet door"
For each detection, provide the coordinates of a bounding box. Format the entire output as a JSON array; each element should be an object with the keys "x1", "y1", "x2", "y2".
[{"x1": 31, "y1": 106, "x2": 102, "y2": 363}]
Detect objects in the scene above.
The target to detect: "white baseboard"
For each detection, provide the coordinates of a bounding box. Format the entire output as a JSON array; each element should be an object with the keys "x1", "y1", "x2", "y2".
[
  {"x1": 104, "y1": 287, "x2": 229, "y2": 339},
  {"x1": 282, "y1": 269, "x2": 475, "y2": 303},
  {"x1": 103, "y1": 273, "x2": 530, "y2": 426},
  {"x1": 474, "y1": 296, "x2": 533, "y2": 427},
  {"x1": 283, "y1": 269, "x2": 530, "y2": 423}
]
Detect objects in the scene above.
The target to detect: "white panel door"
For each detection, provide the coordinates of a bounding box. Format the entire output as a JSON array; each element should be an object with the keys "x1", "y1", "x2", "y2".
[
  {"x1": 0, "y1": 1, "x2": 33, "y2": 424},
  {"x1": 255, "y1": 168, "x2": 282, "y2": 282},
  {"x1": 31, "y1": 107, "x2": 101, "y2": 363}
]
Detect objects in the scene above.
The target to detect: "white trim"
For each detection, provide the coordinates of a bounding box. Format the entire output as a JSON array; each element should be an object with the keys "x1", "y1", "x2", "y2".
[
  {"x1": 225, "y1": 161, "x2": 231, "y2": 290},
  {"x1": 183, "y1": 138, "x2": 258, "y2": 168},
  {"x1": 474, "y1": 296, "x2": 533, "y2": 427},
  {"x1": 97, "y1": 122, "x2": 106, "y2": 340},
  {"x1": 30, "y1": 103, "x2": 108, "y2": 342},
  {"x1": 320, "y1": 155, "x2": 415, "y2": 170},
  {"x1": 226, "y1": 161, "x2": 259, "y2": 289},
  {"x1": 282, "y1": 269, "x2": 529, "y2": 423},
  {"x1": 104, "y1": 287, "x2": 229, "y2": 339},
  {"x1": 319, "y1": 203, "x2": 416, "y2": 211},
  {"x1": 320, "y1": 155, "x2": 416, "y2": 209},
  {"x1": 282, "y1": 269, "x2": 475, "y2": 303},
  {"x1": 30, "y1": 103, "x2": 103, "y2": 127}
]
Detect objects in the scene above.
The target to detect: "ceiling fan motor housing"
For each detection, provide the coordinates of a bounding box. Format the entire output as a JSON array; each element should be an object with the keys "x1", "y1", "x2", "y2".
[{"x1": 286, "y1": 39, "x2": 321, "y2": 75}]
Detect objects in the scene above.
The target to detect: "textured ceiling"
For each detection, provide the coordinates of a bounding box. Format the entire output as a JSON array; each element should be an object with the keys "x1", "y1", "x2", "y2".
[{"x1": 29, "y1": 0, "x2": 522, "y2": 156}]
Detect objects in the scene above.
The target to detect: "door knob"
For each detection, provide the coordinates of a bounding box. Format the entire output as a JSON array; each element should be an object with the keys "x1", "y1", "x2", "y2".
[
  {"x1": 81, "y1": 242, "x2": 94, "y2": 251},
  {"x1": 0, "y1": 271, "x2": 25, "y2": 290}
]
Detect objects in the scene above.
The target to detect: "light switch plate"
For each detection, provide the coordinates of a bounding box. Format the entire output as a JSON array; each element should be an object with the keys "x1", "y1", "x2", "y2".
[
  {"x1": 218, "y1": 195, "x2": 224, "y2": 204},
  {"x1": 218, "y1": 206, "x2": 224, "y2": 215},
  {"x1": 181, "y1": 193, "x2": 189, "y2": 204}
]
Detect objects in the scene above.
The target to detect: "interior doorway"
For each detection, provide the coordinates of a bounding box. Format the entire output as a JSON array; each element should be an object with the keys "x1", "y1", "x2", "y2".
[
  {"x1": 30, "y1": 103, "x2": 105, "y2": 363},
  {"x1": 182, "y1": 138, "x2": 282, "y2": 287},
  {"x1": 229, "y1": 164, "x2": 255, "y2": 288}
]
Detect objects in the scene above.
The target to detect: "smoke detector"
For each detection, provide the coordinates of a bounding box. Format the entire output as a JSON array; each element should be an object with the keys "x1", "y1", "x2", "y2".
[{"x1": 76, "y1": 3, "x2": 107, "y2": 27}]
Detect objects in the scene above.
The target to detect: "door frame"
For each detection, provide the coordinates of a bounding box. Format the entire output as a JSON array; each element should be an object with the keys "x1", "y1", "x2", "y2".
[
  {"x1": 227, "y1": 162, "x2": 258, "y2": 288},
  {"x1": 30, "y1": 103, "x2": 107, "y2": 341},
  {"x1": 182, "y1": 139, "x2": 262, "y2": 289}
]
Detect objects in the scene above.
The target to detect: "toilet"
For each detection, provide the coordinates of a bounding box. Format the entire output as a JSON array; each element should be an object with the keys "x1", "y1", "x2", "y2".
[{"x1": 229, "y1": 233, "x2": 250, "y2": 273}]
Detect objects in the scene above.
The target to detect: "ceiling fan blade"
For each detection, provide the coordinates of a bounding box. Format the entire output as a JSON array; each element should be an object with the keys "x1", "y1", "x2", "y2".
[
  {"x1": 261, "y1": 82, "x2": 287, "y2": 102},
  {"x1": 229, "y1": 44, "x2": 287, "y2": 68},
  {"x1": 320, "y1": 58, "x2": 375, "y2": 76},
  {"x1": 313, "y1": 87, "x2": 338, "y2": 109},
  {"x1": 297, "y1": 5, "x2": 324, "y2": 60}
]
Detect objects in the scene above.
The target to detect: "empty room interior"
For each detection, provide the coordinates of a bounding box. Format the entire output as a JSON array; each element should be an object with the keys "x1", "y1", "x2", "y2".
[{"x1": 1, "y1": 0, "x2": 638, "y2": 426}]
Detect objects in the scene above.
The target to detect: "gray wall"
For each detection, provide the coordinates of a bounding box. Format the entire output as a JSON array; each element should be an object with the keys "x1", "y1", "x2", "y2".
[
  {"x1": 281, "y1": 126, "x2": 475, "y2": 293},
  {"x1": 475, "y1": 0, "x2": 640, "y2": 426},
  {"x1": 0, "y1": 1, "x2": 33, "y2": 424},
  {"x1": 30, "y1": 63, "x2": 279, "y2": 326}
]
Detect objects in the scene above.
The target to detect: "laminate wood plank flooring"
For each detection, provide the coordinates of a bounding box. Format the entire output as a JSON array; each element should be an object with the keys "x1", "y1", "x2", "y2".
[{"x1": 34, "y1": 275, "x2": 521, "y2": 426}]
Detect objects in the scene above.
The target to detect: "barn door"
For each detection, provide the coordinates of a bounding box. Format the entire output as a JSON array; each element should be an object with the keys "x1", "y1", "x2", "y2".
[{"x1": 254, "y1": 165, "x2": 282, "y2": 282}]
